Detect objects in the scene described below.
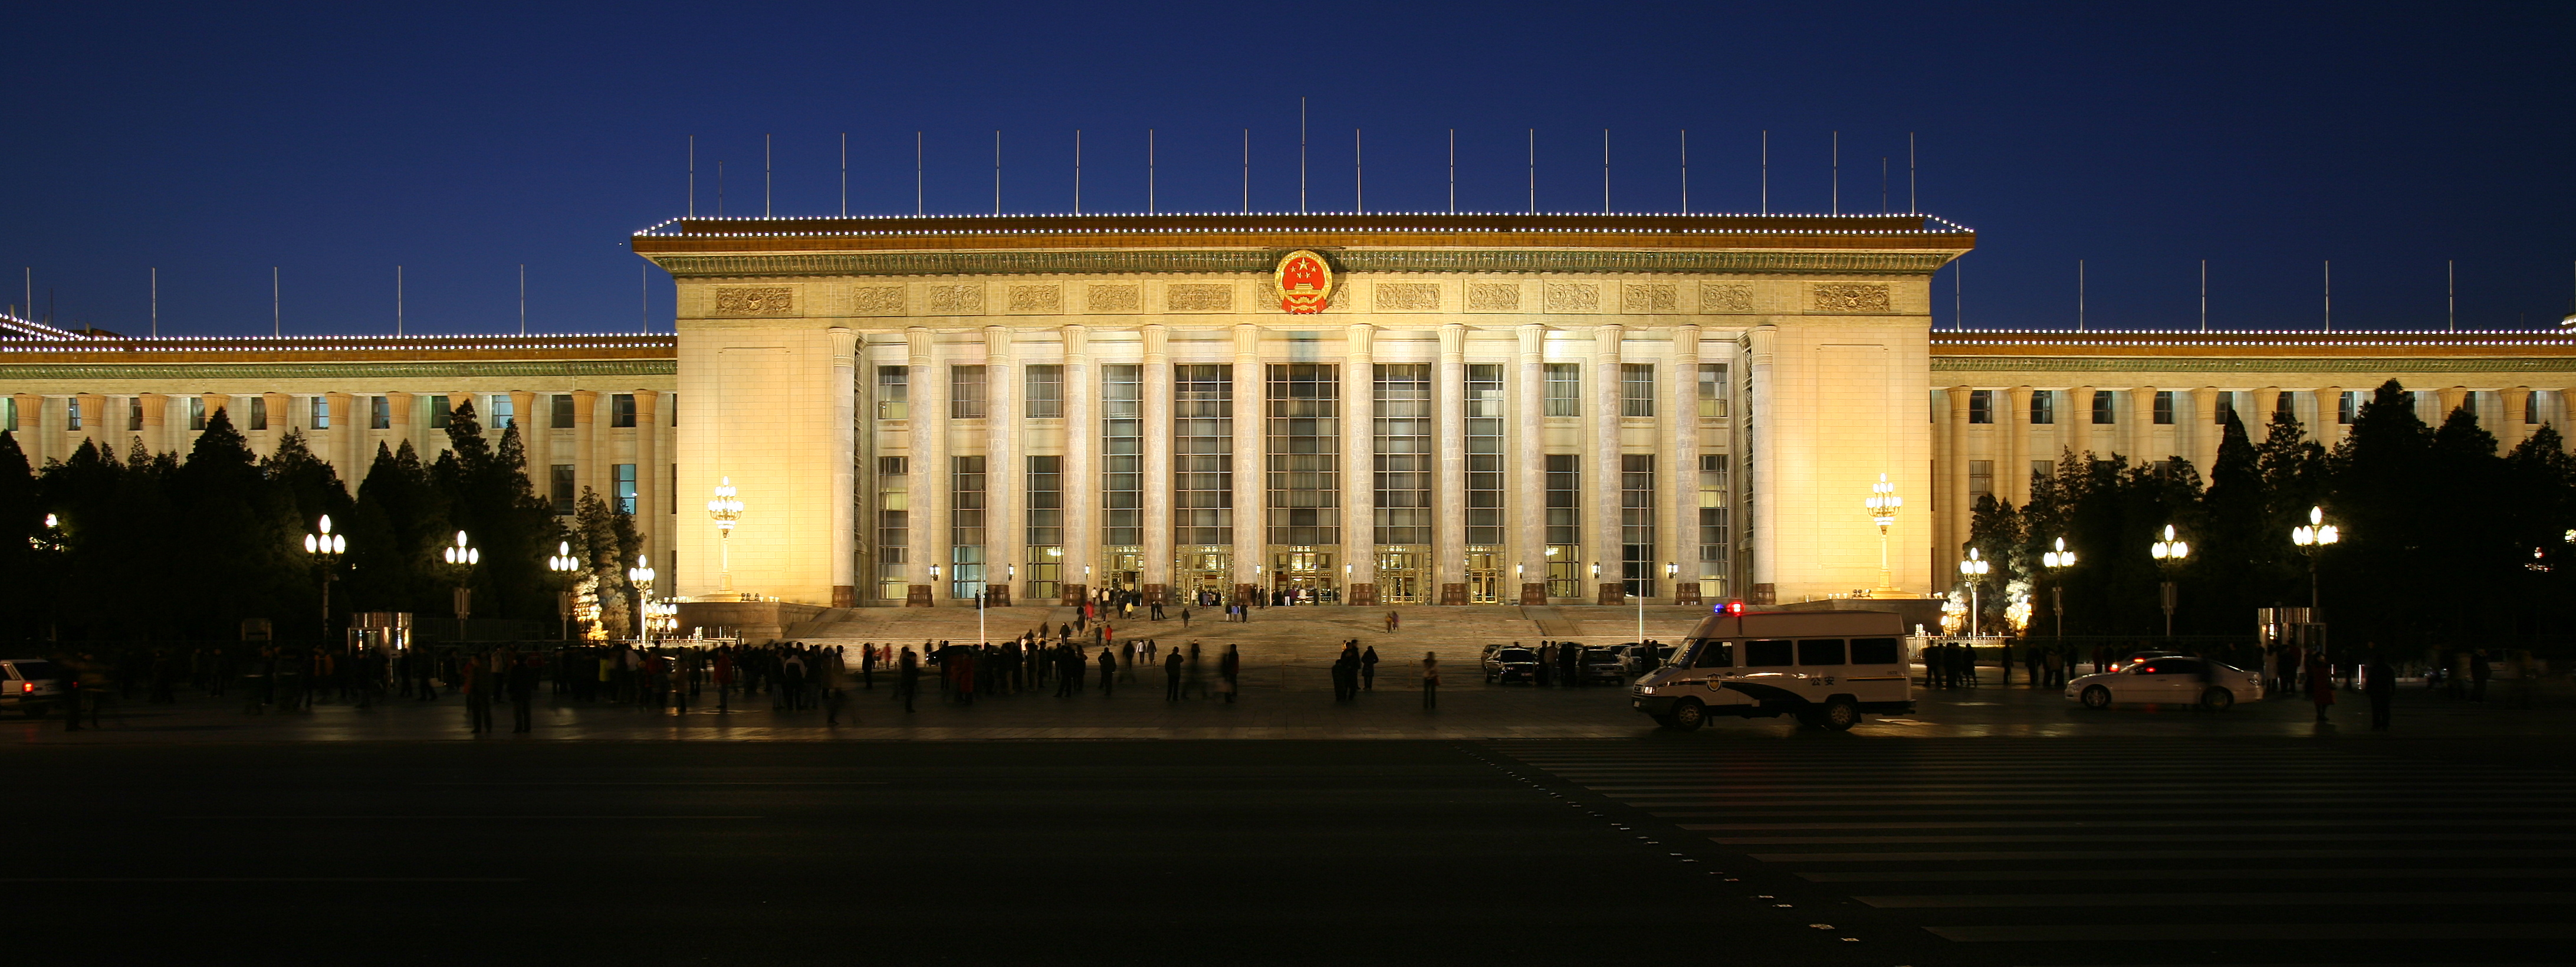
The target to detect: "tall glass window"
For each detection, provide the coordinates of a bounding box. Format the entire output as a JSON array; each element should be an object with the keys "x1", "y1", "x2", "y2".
[
  {"x1": 1023, "y1": 364, "x2": 1063, "y2": 419},
  {"x1": 1544, "y1": 363, "x2": 1581, "y2": 417},
  {"x1": 2029, "y1": 390, "x2": 2055, "y2": 425},
  {"x1": 876, "y1": 366, "x2": 909, "y2": 419},
  {"x1": 550, "y1": 465, "x2": 575, "y2": 514},
  {"x1": 65, "y1": 398, "x2": 81, "y2": 432},
  {"x1": 1698, "y1": 454, "x2": 1729, "y2": 598},
  {"x1": 428, "y1": 395, "x2": 449, "y2": 430},
  {"x1": 488, "y1": 394, "x2": 512, "y2": 429},
  {"x1": 370, "y1": 395, "x2": 390, "y2": 430},
  {"x1": 1697, "y1": 363, "x2": 1729, "y2": 418},
  {"x1": 1102, "y1": 364, "x2": 1143, "y2": 547},
  {"x1": 127, "y1": 398, "x2": 143, "y2": 432},
  {"x1": 248, "y1": 396, "x2": 268, "y2": 431},
  {"x1": 1621, "y1": 454, "x2": 1657, "y2": 598},
  {"x1": 1265, "y1": 363, "x2": 1339, "y2": 546},
  {"x1": 949, "y1": 365, "x2": 987, "y2": 420},
  {"x1": 2153, "y1": 391, "x2": 2175, "y2": 425},
  {"x1": 550, "y1": 394, "x2": 573, "y2": 428},
  {"x1": 311, "y1": 396, "x2": 331, "y2": 430},
  {"x1": 1372, "y1": 363, "x2": 1432, "y2": 546},
  {"x1": 2091, "y1": 389, "x2": 2115, "y2": 425},
  {"x1": 949, "y1": 455, "x2": 987, "y2": 599},
  {"x1": 1545, "y1": 454, "x2": 1580, "y2": 597},
  {"x1": 876, "y1": 456, "x2": 908, "y2": 601},
  {"x1": 1466, "y1": 363, "x2": 1504, "y2": 546},
  {"x1": 188, "y1": 396, "x2": 208, "y2": 431},
  {"x1": 1620, "y1": 364, "x2": 1656, "y2": 418},
  {"x1": 1026, "y1": 454, "x2": 1063, "y2": 601},
  {"x1": 1173, "y1": 364, "x2": 1233, "y2": 548},
  {"x1": 610, "y1": 394, "x2": 636, "y2": 428},
  {"x1": 613, "y1": 464, "x2": 637, "y2": 514}
]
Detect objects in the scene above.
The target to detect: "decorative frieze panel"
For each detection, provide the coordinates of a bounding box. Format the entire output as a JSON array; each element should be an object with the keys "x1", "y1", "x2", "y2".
[
  {"x1": 1165, "y1": 283, "x2": 1234, "y2": 312},
  {"x1": 1700, "y1": 283, "x2": 1756, "y2": 313},
  {"x1": 1374, "y1": 282, "x2": 1441, "y2": 312},
  {"x1": 1543, "y1": 282, "x2": 1601, "y2": 314},
  {"x1": 850, "y1": 286, "x2": 906, "y2": 316},
  {"x1": 713, "y1": 286, "x2": 794, "y2": 317},
  {"x1": 1809, "y1": 283, "x2": 1892, "y2": 313},
  {"x1": 1007, "y1": 284, "x2": 1063, "y2": 314},
  {"x1": 650, "y1": 249, "x2": 1959, "y2": 279},
  {"x1": 1623, "y1": 283, "x2": 1678, "y2": 314},
  {"x1": 1086, "y1": 284, "x2": 1142, "y2": 313},
  {"x1": 1466, "y1": 282, "x2": 1521, "y2": 312},
  {"x1": 927, "y1": 284, "x2": 985, "y2": 315}
]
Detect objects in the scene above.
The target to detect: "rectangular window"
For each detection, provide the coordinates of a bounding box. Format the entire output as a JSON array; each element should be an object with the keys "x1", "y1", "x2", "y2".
[
  {"x1": 1026, "y1": 454, "x2": 1064, "y2": 548},
  {"x1": 2275, "y1": 391, "x2": 2298, "y2": 425},
  {"x1": 370, "y1": 395, "x2": 390, "y2": 430},
  {"x1": 1023, "y1": 365, "x2": 1063, "y2": 419},
  {"x1": 1745, "y1": 638, "x2": 1793, "y2": 667},
  {"x1": 1798, "y1": 640, "x2": 1846, "y2": 666},
  {"x1": 1546, "y1": 454, "x2": 1581, "y2": 548},
  {"x1": 3, "y1": 397, "x2": 15, "y2": 432},
  {"x1": 876, "y1": 455, "x2": 909, "y2": 601},
  {"x1": 1619, "y1": 363, "x2": 1656, "y2": 418},
  {"x1": 1544, "y1": 363, "x2": 1581, "y2": 417},
  {"x1": 2337, "y1": 390, "x2": 2357, "y2": 425},
  {"x1": 2033, "y1": 460, "x2": 2053, "y2": 484},
  {"x1": 1466, "y1": 363, "x2": 1505, "y2": 546},
  {"x1": 127, "y1": 397, "x2": 143, "y2": 432},
  {"x1": 1697, "y1": 363, "x2": 1729, "y2": 419},
  {"x1": 1968, "y1": 460, "x2": 1995, "y2": 501},
  {"x1": 488, "y1": 394, "x2": 512, "y2": 429},
  {"x1": 551, "y1": 394, "x2": 574, "y2": 429},
  {"x1": 949, "y1": 455, "x2": 987, "y2": 599},
  {"x1": 1102, "y1": 365, "x2": 1143, "y2": 547},
  {"x1": 1373, "y1": 363, "x2": 1432, "y2": 546},
  {"x1": 2153, "y1": 391, "x2": 2175, "y2": 425},
  {"x1": 1621, "y1": 454, "x2": 1656, "y2": 598},
  {"x1": 550, "y1": 464, "x2": 575, "y2": 514},
  {"x1": 64, "y1": 399, "x2": 79, "y2": 432},
  {"x1": 188, "y1": 396, "x2": 207, "y2": 431},
  {"x1": 249, "y1": 396, "x2": 268, "y2": 431},
  {"x1": 611, "y1": 394, "x2": 637, "y2": 428},
  {"x1": 311, "y1": 396, "x2": 330, "y2": 430},
  {"x1": 1697, "y1": 454, "x2": 1729, "y2": 598},
  {"x1": 1265, "y1": 363, "x2": 1339, "y2": 546},
  {"x1": 429, "y1": 395, "x2": 451, "y2": 430},
  {"x1": 1967, "y1": 390, "x2": 1992, "y2": 424},
  {"x1": 613, "y1": 464, "x2": 636, "y2": 514},
  {"x1": 2457, "y1": 393, "x2": 2479, "y2": 422},
  {"x1": 2092, "y1": 389, "x2": 2116, "y2": 425},
  {"x1": 1174, "y1": 364, "x2": 1233, "y2": 548},
  {"x1": 2527, "y1": 391, "x2": 2542, "y2": 425},
  {"x1": 2214, "y1": 391, "x2": 2236, "y2": 425},
  {"x1": 2029, "y1": 390, "x2": 2054, "y2": 425},
  {"x1": 1851, "y1": 638, "x2": 1903, "y2": 665},
  {"x1": 949, "y1": 365, "x2": 987, "y2": 420},
  {"x1": 876, "y1": 366, "x2": 909, "y2": 420}
]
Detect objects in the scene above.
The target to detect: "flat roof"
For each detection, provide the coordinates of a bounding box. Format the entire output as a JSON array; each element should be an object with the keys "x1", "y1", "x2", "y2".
[{"x1": 632, "y1": 211, "x2": 1976, "y2": 256}]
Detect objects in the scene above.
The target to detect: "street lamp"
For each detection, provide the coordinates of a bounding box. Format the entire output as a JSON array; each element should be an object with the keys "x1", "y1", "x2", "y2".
[
  {"x1": 2039, "y1": 537, "x2": 2076, "y2": 640},
  {"x1": 2149, "y1": 524, "x2": 2190, "y2": 638},
  {"x1": 2289, "y1": 505, "x2": 2341, "y2": 617},
  {"x1": 442, "y1": 530, "x2": 479, "y2": 634},
  {"x1": 627, "y1": 554, "x2": 656, "y2": 649},
  {"x1": 1956, "y1": 547, "x2": 1990, "y2": 641},
  {"x1": 546, "y1": 540, "x2": 580, "y2": 641},
  {"x1": 301, "y1": 514, "x2": 347, "y2": 643},
  {"x1": 706, "y1": 476, "x2": 744, "y2": 596},
  {"x1": 1864, "y1": 473, "x2": 1903, "y2": 595}
]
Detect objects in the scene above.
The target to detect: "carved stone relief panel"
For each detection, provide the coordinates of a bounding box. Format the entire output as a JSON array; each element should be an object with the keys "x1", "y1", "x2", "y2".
[
  {"x1": 850, "y1": 286, "x2": 906, "y2": 316},
  {"x1": 1699, "y1": 283, "x2": 1756, "y2": 313},
  {"x1": 713, "y1": 286, "x2": 794, "y2": 317},
  {"x1": 1622, "y1": 283, "x2": 1678, "y2": 314},
  {"x1": 1086, "y1": 284, "x2": 1142, "y2": 313},
  {"x1": 1543, "y1": 282, "x2": 1601, "y2": 313},
  {"x1": 1007, "y1": 284, "x2": 1063, "y2": 314},
  {"x1": 1165, "y1": 283, "x2": 1234, "y2": 312},
  {"x1": 1374, "y1": 282, "x2": 1441, "y2": 311},
  {"x1": 1466, "y1": 281, "x2": 1521, "y2": 312},
  {"x1": 927, "y1": 284, "x2": 986, "y2": 315},
  {"x1": 1809, "y1": 283, "x2": 1892, "y2": 313}
]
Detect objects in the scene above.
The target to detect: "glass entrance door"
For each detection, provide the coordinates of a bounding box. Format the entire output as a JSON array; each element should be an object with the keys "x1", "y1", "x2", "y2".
[
  {"x1": 1376, "y1": 549, "x2": 1422, "y2": 604},
  {"x1": 1271, "y1": 549, "x2": 1336, "y2": 604},
  {"x1": 1465, "y1": 549, "x2": 1502, "y2": 604},
  {"x1": 1181, "y1": 549, "x2": 1230, "y2": 606}
]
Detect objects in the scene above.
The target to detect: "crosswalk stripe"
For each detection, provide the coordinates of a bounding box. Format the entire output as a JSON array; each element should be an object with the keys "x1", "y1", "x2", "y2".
[
  {"x1": 1749, "y1": 849, "x2": 2576, "y2": 862},
  {"x1": 1862, "y1": 891, "x2": 2570, "y2": 907},
  {"x1": 1926, "y1": 923, "x2": 2576, "y2": 942},
  {"x1": 1799, "y1": 868, "x2": 2576, "y2": 882}
]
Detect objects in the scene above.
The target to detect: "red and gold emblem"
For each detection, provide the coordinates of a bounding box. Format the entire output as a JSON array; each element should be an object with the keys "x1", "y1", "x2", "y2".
[{"x1": 1275, "y1": 250, "x2": 1332, "y2": 314}]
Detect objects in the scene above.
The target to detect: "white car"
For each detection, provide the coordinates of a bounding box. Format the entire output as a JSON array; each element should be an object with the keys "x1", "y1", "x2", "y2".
[
  {"x1": 1, "y1": 658, "x2": 67, "y2": 716},
  {"x1": 2066, "y1": 656, "x2": 2262, "y2": 711}
]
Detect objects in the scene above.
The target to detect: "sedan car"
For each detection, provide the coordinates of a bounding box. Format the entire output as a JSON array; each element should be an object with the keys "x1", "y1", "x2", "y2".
[
  {"x1": 1, "y1": 658, "x2": 66, "y2": 716},
  {"x1": 1482, "y1": 648, "x2": 1540, "y2": 684},
  {"x1": 2066, "y1": 657, "x2": 2262, "y2": 711}
]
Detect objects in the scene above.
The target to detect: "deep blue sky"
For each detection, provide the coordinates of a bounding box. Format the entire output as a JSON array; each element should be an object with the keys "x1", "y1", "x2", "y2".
[{"x1": 5, "y1": 1, "x2": 2571, "y2": 337}]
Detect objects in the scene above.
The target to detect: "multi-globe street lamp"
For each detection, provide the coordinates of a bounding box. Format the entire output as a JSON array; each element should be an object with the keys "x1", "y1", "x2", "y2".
[
  {"x1": 1864, "y1": 473, "x2": 1903, "y2": 595},
  {"x1": 1956, "y1": 547, "x2": 1991, "y2": 641},
  {"x1": 301, "y1": 515, "x2": 347, "y2": 643},
  {"x1": 2039, "y1": 537, "x2": 2076, "y2": 639},
  {"x1": 546, "y1": 540, "x2": 581, "y2": 641},
  {"x1": 707, "y1": 477, "x2": 743, "y2": 596},
  {"x1": 627, "y1": 554, "x2": 656, "y2": 649},
  {"x1": 2149, "y1": 524, "x2": 2191, "y2": 638},
  {"x1": 2289, "y1": 506, "x2": 2341, "y2": 617},
  {"x1": 441, "y1": 530, "x2": 479, "y2": 634}
]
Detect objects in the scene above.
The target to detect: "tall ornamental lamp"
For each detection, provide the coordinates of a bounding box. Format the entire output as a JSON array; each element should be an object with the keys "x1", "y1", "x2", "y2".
[
  {"x1": 1956, "y1": 548, "x2": 1990, "y2": 642},
  {"x1": 547, "y1": 541, "x2": 581, "y2": 640},
  {"x1": 1865, "y1": 473, "x2": 1904, "y2": 595},
  {"x1": 2039, "y1": 537, "x2": 2076, "y2": 640},
  {"x1": 2149, "y1": 525, "x2": 2191, "y2": 638},
  {"x1": 301, "y1": 515, "x2": 348, "y2": 644},
  {"x1": 442, "y1": 530, "x2": 480, "y2": 638},
  {"x1": 2289, "y1": 506, "x2": 2341, "y2": 617},
  {"x1": 627, "y1": 555, "x2": 656, "y2": 650},
  {"x1": 707, "y1": 476, "x2": 744, "y2": 598}
]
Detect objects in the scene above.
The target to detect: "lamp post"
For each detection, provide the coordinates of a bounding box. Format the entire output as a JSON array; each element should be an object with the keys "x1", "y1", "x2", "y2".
[
  {"x1": 2149, "y1": 524, "x2": 2190, "y2": 638},
  {"x1": 442, "y1": 530, "x2": 479, "y2": 635},
  {"x1": 547, "y1": 540, "x2": 580, "y2": 641},
  {"x1": 2039, "y1": 537, "x2": 2076, "y2": 640},
  {"x1": 2289, "y1": 506, "x2": 2341, "y2": 617},
  {"x1": 706, "y1": 476, "x2": 743, "y2": 596},
  {"x1": 627, "y1": 554, "x2": 656, "y2": 650},
  {"x1": 1956, "y1": 547, "x2": 1990, "y2": 641},
  {"x1": 301, "y1": 514, "x2": 347, "y2": 644},
  {"x1": 1865, "y1": 472, "x2": 1903, "y2": 595}
]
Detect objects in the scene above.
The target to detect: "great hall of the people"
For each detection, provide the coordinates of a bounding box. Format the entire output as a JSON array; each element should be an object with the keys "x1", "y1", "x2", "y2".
[{"x1": 6, "y1": 212, "x2": 2574, "y2": 614}]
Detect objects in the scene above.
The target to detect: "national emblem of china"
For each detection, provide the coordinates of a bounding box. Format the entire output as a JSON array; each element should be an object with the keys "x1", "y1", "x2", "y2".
[{"x1": 1274, "y1": 250, "x2": 1333, "y2": 314}]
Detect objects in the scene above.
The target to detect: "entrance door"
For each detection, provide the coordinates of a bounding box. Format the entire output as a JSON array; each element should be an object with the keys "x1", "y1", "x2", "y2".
[
  {"x1": 1377, "y1": 549, "x2": 1422, "y2": 604},
  {"x1": 1465, "y1": 550, "x2": 1502, "y2": 604}
]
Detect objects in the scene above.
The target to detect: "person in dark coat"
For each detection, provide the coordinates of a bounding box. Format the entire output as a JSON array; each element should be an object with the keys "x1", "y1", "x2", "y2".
[
  {"x1": 1360, "y1": 646, "x2": 1379, "y2": 691},
  {"x1": 2305, "y1": 651, "x2": 2336, "y2": 722},
  {"x1": 506, "y1": 655, "x2": 539, "y2": 733},
  {"x1": 1165, "y1": 648, "x2": 1185, "y2": 701},
  {"x1": 898, "y1": 647, "x2": 920, "y2": 713},
  {"x1": 2364, "y1": 647, "x2": 2396, "y2": 731},
  {"x1": 1096, "y1": 647, "x2": 1117, "y2": 697}
]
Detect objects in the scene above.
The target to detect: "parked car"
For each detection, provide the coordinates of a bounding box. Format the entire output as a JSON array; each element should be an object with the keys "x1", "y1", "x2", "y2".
[
  {"x1": 1, "y1": 658, "x2": 66, "y2": 716},
  {"x1": 2066, "y1": 657, "x2": 2262, "y2": 711},
  {"x1": 1482, "y1": 647, "x2": 1541, "y2": 684}
]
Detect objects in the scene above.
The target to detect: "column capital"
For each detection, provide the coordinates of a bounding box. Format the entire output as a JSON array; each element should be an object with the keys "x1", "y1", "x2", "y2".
[
  {"x1": 1062, "y1": 322, "x2": 1089, "y2": 353},
  {"x1": 828, "y1": 326, "x2": 856, "y2": 363},
  {"x1": 1346, "y1": 321, "x2": 1375, "y2": 356},
  {"x1": 1515, "y1": 322, "x2": 1545, "y2": 357},
  {"x1": 1438, "y1": 321, "x2": 1466, "y2": 358},
  {"x1": 1142, "y1": 323, "x2": 1169, "y2": 361},
  {"x1": 1233, "y1": 322, "x2": 1262, "y2": 356},
  {"x1": 904, "y1": 325, "x2": 933, "y2": 358}
]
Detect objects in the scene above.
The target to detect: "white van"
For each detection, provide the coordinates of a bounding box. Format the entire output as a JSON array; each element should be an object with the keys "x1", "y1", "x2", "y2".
[{"x1": 1629, "y1": 610, "x2": 1913, "y2": 731}]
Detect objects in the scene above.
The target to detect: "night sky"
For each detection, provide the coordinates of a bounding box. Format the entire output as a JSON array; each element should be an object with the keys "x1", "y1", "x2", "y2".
[{"x1": 6, "y1": 1, "x2": 2571, "y2": 337}]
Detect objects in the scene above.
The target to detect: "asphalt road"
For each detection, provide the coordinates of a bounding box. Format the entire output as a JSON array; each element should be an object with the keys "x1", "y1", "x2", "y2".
[{"x1": 8, "y1": 734, "x2": 2569, "y2": 965}]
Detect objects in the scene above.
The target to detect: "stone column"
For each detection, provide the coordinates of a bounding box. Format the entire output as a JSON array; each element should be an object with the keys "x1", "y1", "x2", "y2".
[
  {"x1": 10, "y1": 394, "x2": 40, "y2": 465},
  {"x1": 261, "y1": 393, "x2": 291, "y2": 457},
  {"x1": 2312, "y1": 386, "x2": 2342, "y2": 449},
  {"x1": 1668, "y1": 324, "x2": 1702, "y2": 604},
  {"x1": 1943, "y1": 388, "x2": 1972, "y2": 561},
  {"x1": 1512, "y1": 324, "x2": 1546, "y2": 605},
  {"x1": 983, "y1": 325, "x2": 1017, "y2": 607},
  {"x1": 507, "y1": 391, "x2": 537, "y2": 435},
  {"x1": 2188, "y1": 388, "x2": 2217, "y2": 474},
  {"x1": 905, "y1": 327, "x2": 939, "y2": 606},
  {"x1": 2130, "y1": 387, "x2": 2160, "y2": 464},
  {"x1": 1140, "y1": 324, "x2": 1173, "y2": 603},
  {"x1": 199, "y1": 392, "x2": 230, "y2": 445},
  {"x1": 2256, "y1": 386, "x2": 2283, "y2": 437},
  {"x1": 385, "y1": 394, "x2": 414, "y2": 468},
  {"x1": 320, "y1": 392, "x2": 352, "y2": 484},
  {"x1": 1343, "y1": 323, "x2": 1378, "y2": 606},
  {"x1": 569, "y1": 389, "x2": 599, "y2": 510},
  {"x1": 2436, "y1": 386, "x2": 2468, "y2": 424},
  {"x1": 2004, "y1": 386, "x2": 2032, "y2": 506},
  {"x1": 1744, "y1": 326, "x2": 1777, "y2": 605},
  {"x1": 2068, "y1": 385, "x2": 2094, "y2": 462},
  {"x1": 1231, "y1": 323, "x2": 1264, "y2": 604},
  {"x1": 2501, "y1": 386, "x2": 2531, "y2": 451},
  {"x1": 636, "y1": 388, "x2": 666, "y2": 586},
  {"x1": 1060, "y1": 324, "x2": 1093, "y2": 605},
  {"x1": 138, "y1": 394, "x2": 167, "y2": 458},
  {"x1": 1590, "y1": 324, "x2": 1626, "y2": 605},
  {"x1": 1434, "y1": 322, "x2": 1468, "y2": 604}
]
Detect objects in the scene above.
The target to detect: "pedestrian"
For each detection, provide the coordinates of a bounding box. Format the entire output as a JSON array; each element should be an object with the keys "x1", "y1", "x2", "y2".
[
  {"x1": 507, "y1": 655, "x2": 538, "y2": 733},
  {"x1": 1421, "y1": 651, "x2": 1440, "y2": 709},
  {"x1": 1218, "y1": 644, "x2": 1239, "y2": 703},
  {"x1": 1165, "y1": 648, "x2": 1184, "y2": 701},
  {"x1": 1097, "y1": 647, "x2": 1118, "y2": 697},
  {"x1": 2305, "y1": 651, "x2": 2336, "y2": 722},
  {"x1": 860, "y1": 644, "x2": 876, "y2": 690},
  {"x1": 1385, "y1": 610, "x2": 1398, "y2": 633},
  {"x1": 820, "y1": 646, "x2": 846, "y2": 725},
  {"x1": 1361, "y1": 645, "x2": 1379, "y2": 691},
  {"x1": 898, "y1": 647, "x2": 920, "y2": 713},
  {"x1": 463, "y1": 654, "x2": 494, "y2": 735},
  {"x1": 2364, "y1": 646, "x2": 2395, "y2": 731},
  {"x1": 1181, "y1": 607, "x2": 1191, "y2": 629}
]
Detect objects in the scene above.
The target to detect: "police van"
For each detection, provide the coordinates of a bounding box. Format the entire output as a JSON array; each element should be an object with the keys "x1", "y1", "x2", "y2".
[{"x1": 1630, "y1": 609, "x2": 1913, "y2": 731}]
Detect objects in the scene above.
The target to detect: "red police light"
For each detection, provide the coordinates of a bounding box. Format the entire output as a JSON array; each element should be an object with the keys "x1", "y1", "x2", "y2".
[{"x1": 1721, "y1": 599, "x2": 1746, "y2": 616}]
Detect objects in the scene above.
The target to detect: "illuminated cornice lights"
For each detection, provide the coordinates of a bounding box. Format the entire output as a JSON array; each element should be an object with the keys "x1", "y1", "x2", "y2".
[{"x1": 632, "y1": 211, "x2": 1974, "y2": 238}]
